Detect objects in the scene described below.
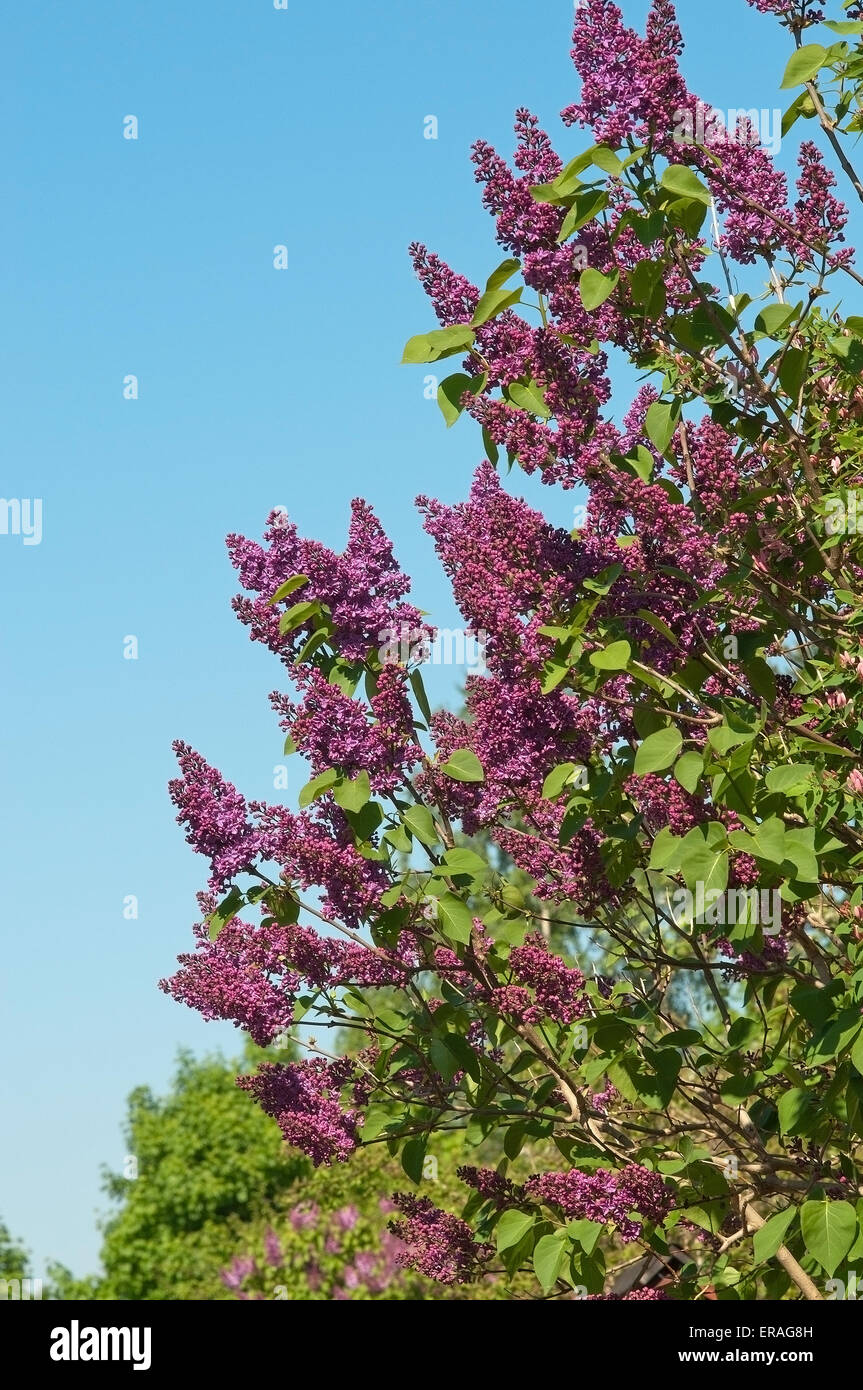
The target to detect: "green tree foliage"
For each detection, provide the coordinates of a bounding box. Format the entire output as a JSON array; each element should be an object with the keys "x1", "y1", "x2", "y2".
[
  {"x1": 56, "y1": 1048, "x2": 307, "y2": 1301},
  {"x1": 0, "y1": 1220, "x2": 30, "y2": 1281}
]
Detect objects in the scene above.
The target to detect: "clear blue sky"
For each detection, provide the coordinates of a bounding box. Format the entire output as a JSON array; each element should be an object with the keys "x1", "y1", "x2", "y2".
[{"x1": 0, "y1": 1, "x2": 850, "y2": 1278}]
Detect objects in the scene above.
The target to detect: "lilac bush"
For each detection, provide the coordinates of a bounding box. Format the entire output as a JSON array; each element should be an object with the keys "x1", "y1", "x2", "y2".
[{"x1": 164, "y1": 0, "x2": 863, "y2": 1300}]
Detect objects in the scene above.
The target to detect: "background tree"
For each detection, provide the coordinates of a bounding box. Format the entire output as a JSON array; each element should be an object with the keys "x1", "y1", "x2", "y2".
[
  {"x1": 52, "y1": 1047, "x2": 306, "y2": 1301},
  {"x1": 0, "y1": 1219, "x2": 30, "y2": 1283}
]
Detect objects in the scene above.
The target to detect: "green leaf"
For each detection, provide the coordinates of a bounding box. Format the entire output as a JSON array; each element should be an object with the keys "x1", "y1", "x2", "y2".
[
  {"x1": 591, "y1": 144, "x2": 623, "y2": 175},
  {"x1": 800, "y1": 1200, "x2": 857, "y2": 1276},
  {"x1": 851, "y1": 1031, "x2": 863, "y2": 1078},
  {"x1": 437, "y1": 373, "x2": 482, "y2": 427},
  {"x1": 765, "y1": 764, "x2": 814, "y2": 796},
  {"x1": 629, "y1": 259, "x2": 667, "y2": 318},
  {"x1": 791, "y1": 982, "x2": 844, "y2": 1030},
  {"x1": 558, "y1": 188, "x2": 608, "y2": 242},
  {"x1": 383, "y1": 823, "x2": 412, "y2": 854},
  {"x1": 648, "y1": 826, "x2": 683, "y2": 872},
  {"x1": 485, "y1": 257, "x2": 520, "y2": 290},
  {"x1": 658, "y1": 1028, "x2": 703, "y2": 1049},
  {"x1": 439, "y1": 1032, "x2": 481, "y2": 1083},
  {"x1": 754, "y1": 302, "x2": 798, "y2": 337},
  {"x1": 542, "y1": 762, "x2": 581, "y2": 799},
  {"x1": 634, "y1": 727, "x2": 683, "y2": 774},
  {"x1": 207, "y1": 885, "x2": 245, "y2": 942},
  {"x1": 752, "y1": 817, "x2": 786, "y2": 865},
  {"x1": 482, "y1": 427, "x2": 499, "y2": 464},
  {"x1": 552, "y1": 149, "x2": 596, "y2": 193},
  {"x1": 279, "y1": 599, "x2": 321, "y2": 634},
  {"x1": 269, "y1": 574, "x2": 309, "y2": 604},
  {"x1": 332, "y1": 770, "x2": 371, "y2": 814},
  {"x1": 777, "y1": 1087, "x2": 820, "y2": 1137},
  {"x1": 782, "y1": 827, "x2": 818, "y2": 882},
  {"x1": 533, "y1": 1233, "x2": 568, "y2": 1292},
  {"x1": 440, "y1": 847, "x2": 488, "y2": 876},
  {"x1": 298, "y1": 767, "x2": 340, "y2": 808},
  {"x1": 644, "y1": 400, "x2": 678, "y2": 454},
  {"x1": 409, "y1": 668, "x2": 432, "y2": 724},
  {"x1": 674, "y1": 751, "x2": 703, "y2": 794},
  {"x1": 779, "y1": 345, "x2": 808, "y2": 401},
  {"x1": 496, "y1": 1209, "x2": 534, "y2": 1252},
  {"x1": 635, "y1": 608, "x2": 677, "y2": 643},
  {"x1": 401, "y1": 324, "x2": 476, "y2": 364},
  {"x1": 582, "y1": 563, "x2": 623, "y2": 595},
  {"x1": 403, "y1": 805, "x2": 439, "y2": 846},
  {"x1": 294, "y1": 627, "x2": 329, "y2": 664},
  {"x1": 429, "y1": 1037, "x2": 460, "y2": 1084},
  {"x1": 728, "y1": 1017, "x2": 761, "y2": 1051},
  {"x1": 678, "y1": 823, "x2": 729, "y2": 896},
  {"x1": 627, "y1": 449, "x2": 656, "y2": 483},
  {"x1": 566, "y1": 1218, "x2": 603, "y2": 1253},
  {"x1": 579, "y1": 267, "x2": 619, "y2": 311},
  {"x1": 401, "y1": 1137, "x2": 426, "y2": 1184},
  {"x1": 753, "y1": 1207, "x2": 798, "y2": 1264},
  {"x1": 661, "y1": 165, "x2": 712, "y2": 205},
  {"x1": 471, "y1": 286, "x2": 522, "y2": 327},
  {"x1": 781, "y1": 92, "x2": 810, "y2": 138},
  {"x1": 708, "y1": 721, "x2": 754, "y2": 755},
  {"x1": 589, "y1": 639, "x2": 631, "y2": 671},
  {"x1": 682, "y1": 1201, "x2": 728, "y2": 1235},
  {"x1": 507, "y1": 380, "x2": 551, "y2": 418},
  {"x1": 441, "y1": 749, "x2": 485, "y2": 783},
  {"x1": 780, "y1": 44, "x2": 828, "y2": 90},
  {"x1": 437, "y1": 893, "x2": 474, "y2": 944},
  {"x1": 807, "y1": 1009, "x2": 862, "y2": 1066}
]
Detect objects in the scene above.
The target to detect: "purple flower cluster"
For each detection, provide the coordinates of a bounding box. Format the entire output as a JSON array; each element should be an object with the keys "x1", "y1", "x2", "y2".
[
  {"x1": 228, "y1": 500, "x2": 425, "y2": 666},
  {"x1": 272, "y1": 664, "x2": 417, "y2": 794},
  {"x1": 169, "y1": 744, "x2": 263, "y2": 892},
  {"x1": 159, "y1": 914, "x2": 297, "y2": 1047},
  {"x1": 793, "y1": 141, "x2": 854, "y2": 269},
  {"x1": 525, "y1": 1165, "x2": 673, "y2": 1242},
  {"x1": 418, "y1": 461, "x2": 590, "y2": 669},
  {"x1": 388, "y1": 1194, "x2": 492, "y2": 1285},
  {"x1": 254, "y1": 802, "x2": 388, "y2": 927},
  {"x1": 457, "y1": 1166, "x2": 526, "y2": 1209},
  {"x1": 237, "y1": 1060, "x2": 359, "y2": 1167},
  {"x1": 163, "y1": 913, "x2": 418, "y2": 1043},
  {"x1": 562, "y1": 0, "x2": 688, "y2": 150},
  {"x1": 506, "y1": 934, "x2": 589, "y2": 1025}
]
